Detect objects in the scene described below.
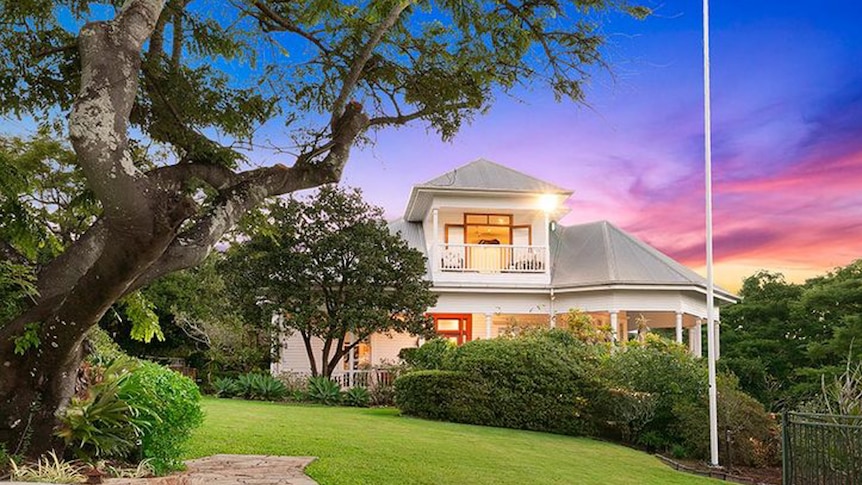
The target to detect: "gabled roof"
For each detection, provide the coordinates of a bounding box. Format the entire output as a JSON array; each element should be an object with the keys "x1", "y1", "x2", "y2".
[
  {"x1": 404, "y1": 159, "x2": 572, "y2": 221},
  {"x1": 550, "y1": 220, "x2": 735, "y2": 300},
  {"x1": 418, "y1": 159, "x2": 571, "y2": 194}
]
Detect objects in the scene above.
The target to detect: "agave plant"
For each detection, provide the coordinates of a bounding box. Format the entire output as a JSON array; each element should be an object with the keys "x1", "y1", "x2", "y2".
[
  {"x1": 344, "y1": 386, "x2": 371, "y2": 407},
  {"x1": 306, "y1": 376, "x2": 342, "y2": 405},
  {"x1": 212, "y1": 376, "x2": 241, "y2": 398}
]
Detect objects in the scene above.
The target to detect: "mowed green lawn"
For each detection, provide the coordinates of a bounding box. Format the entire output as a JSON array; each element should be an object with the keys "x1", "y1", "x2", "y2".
[{"x1": 186, "y1": 397, "x2": 719, "y2": 485}]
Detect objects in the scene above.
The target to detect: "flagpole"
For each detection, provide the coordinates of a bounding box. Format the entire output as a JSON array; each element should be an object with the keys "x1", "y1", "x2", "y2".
[{"x1": 702, "y1": 0, "x2": 720, "y2": 467}]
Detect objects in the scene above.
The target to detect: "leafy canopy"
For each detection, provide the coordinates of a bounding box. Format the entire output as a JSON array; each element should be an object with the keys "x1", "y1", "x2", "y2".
[
  {"x1": 0, "y1": 0, "x2": 649, "y2": 165},
  {"x1": 221, "y1": 185, "x2": 437, "y2": 375}
]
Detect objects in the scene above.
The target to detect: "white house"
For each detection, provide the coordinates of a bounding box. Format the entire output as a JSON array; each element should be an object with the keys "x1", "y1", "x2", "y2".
[{"x1": 271, "y1": 159, "x2": 736, "y2": 383}]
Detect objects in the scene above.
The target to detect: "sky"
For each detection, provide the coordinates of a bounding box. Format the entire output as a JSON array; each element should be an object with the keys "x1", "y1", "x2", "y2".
[
  {"x1": 6, "y1": 1, "x2": 861, "y2": 293},
  {"x1": 329, "y1": 0, "x2": 862, "y2": 292}
]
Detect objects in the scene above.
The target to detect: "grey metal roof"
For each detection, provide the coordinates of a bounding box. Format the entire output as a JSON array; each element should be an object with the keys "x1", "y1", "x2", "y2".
[
  {"x1": 550, "y1": 220, "x2": 733, "y2": 298},
  {"x1": 387, "y1": 218, "x2": 431, "y2": 278},
  {"x1": 417, "y1": 159, "x2": 571, "y2": 194}
]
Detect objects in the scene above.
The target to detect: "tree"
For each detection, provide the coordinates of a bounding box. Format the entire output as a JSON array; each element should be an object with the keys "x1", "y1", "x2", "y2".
[
  {"x1": 233, "y1": 187, "x2": 436, "y2": 377},
  {"x1": 720, "y1": 262, "x2": 862, "y2": 410},
  {"x1": 222, "y1": 186, "x2": 436, "y2": 378},
  {"x1": 0, "y1": 0, "x2": 649, "y2": 454}
]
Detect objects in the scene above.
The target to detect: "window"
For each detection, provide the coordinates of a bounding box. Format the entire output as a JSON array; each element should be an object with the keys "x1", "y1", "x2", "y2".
[
  {"x1": 463, "y1": 213, "x2": 513, "y2": 245},
  {"x1": 432, "y1": 314, "x2": 471, "y2": 345}
]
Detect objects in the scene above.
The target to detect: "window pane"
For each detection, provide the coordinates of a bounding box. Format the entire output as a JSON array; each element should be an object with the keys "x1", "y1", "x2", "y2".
[
  {"x1": 465, "y1": 214, "x2": 487, "y2": 224},
  {"x1": 436, "y1": 318, "x2": 462, "y2": 331},
  {"x1": 490, "y1": 215, "x2": 511, "y2": 226}
]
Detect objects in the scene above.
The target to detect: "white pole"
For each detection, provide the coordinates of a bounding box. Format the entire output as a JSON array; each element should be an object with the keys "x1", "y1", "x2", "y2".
[{"x1": 703, "y1": 0, "x2": 720, "y2": 467}]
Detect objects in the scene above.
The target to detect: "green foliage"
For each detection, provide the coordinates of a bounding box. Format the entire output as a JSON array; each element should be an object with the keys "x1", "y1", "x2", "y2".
[
  {"x1": 601, "y1": 338, "x2": 706, "y2": 449},
  {"x1": 560, "y1": 308, "x2": 612, "y2": 345},
  {"x1": 447, "y1": 330, "x2": 603, "y2": 435},
  {"x1": 121, "y1": 361, "x2": 204, "y2": 475},
  {"x1": 673, "y1": 374, "x2": 779, "y2": 467},
  {"x1": 721, "y1": 261, "x2": 862, "y2": 410},
  {"x1": 397, "y1": 329, "x2": 605, "y2": 435},
  {"x1": 399, "y1": 338, "x2": 455, "y2": 370},
  {"x1": 395, "y1": 370, "x2": 489, "y2": 422},
  {"x1": 212, "y1": 376, "x2": 242, "y2": 398},
  {"x1": 806, "y1": 355, "x2": 862, "y2": 416},
  {"x1": 343, "y1": 386, "x2": 371, "y2": 408},
  {"x1": 222, "y1": 186, "x2": 437, "y2": 377},
  {"x1": 305, "y1": 376, "x2": 342, "y2": 405},
  {"x1": 592, "y1": 387, "x2": 658, "y2": 444},
  {"x1": 85, "y1": 327, "x2": 128, "y2": 366},
  {"x1": 121, "y1": 292, "x2": 164, "y2": 344},
  {"x1": 0, "y1": 261, "x2": 37, "y2": 325},
  {"x1": 8, "y1": 451, "x2": 85, "y2": 484},
  {"x1": 0, "y1": 0, "x2": 649, "y2": 168},
  {"x1": 0, "y1": 134, "x2": 91, "y2": 264},
  {"x1": 56, "y1": 360, "x2": 153, "y2": 461},
  {"x1": 13, "y1": 322, "x2": 41, "y2": 355},
  {"x1": 212, "y1": 373, "x2": 289, "y2": 401}
]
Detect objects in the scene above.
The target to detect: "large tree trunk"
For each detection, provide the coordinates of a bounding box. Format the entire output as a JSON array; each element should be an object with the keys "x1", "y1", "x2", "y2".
[{"x1": 0, "y1": 0, "x2": 372, "y2": 457}]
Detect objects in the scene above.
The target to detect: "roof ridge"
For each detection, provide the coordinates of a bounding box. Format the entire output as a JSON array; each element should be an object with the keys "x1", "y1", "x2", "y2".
[
  {"x1": 602, "y1": 221, "x2": 617, "y2": 281},
  {"x1": 603, "y1": 221, "x2": 703, "y2": 284},
  {"x1": 417, "y1": 158, "x2": 569, "y2": 193}
]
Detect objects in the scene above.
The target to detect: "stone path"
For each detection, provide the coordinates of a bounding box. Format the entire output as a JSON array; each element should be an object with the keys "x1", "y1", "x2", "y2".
[{"x1": 104, "y1": 455, "x2": 318, "y2": 485}]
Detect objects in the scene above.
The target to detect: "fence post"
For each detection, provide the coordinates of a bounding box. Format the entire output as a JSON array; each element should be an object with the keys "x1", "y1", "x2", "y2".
[{"x1": 781, "y1": 412, "x2": 790, "y2": 485}]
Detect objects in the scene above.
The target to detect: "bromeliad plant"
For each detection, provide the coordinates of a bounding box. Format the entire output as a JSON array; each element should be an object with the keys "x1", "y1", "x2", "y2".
[{"x1": 56, "y1": 359, "x2": 156, "y2": 461}]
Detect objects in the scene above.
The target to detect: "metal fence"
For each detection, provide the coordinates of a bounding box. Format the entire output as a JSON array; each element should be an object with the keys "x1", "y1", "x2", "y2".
[{"x1": 782, "y1": 412, "x2": 862, "y2": 485}]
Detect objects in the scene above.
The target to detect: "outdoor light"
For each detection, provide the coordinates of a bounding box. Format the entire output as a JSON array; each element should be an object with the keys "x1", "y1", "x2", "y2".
[{"x1": 538, "y1": 194, "x2": 558, "y2": 213}]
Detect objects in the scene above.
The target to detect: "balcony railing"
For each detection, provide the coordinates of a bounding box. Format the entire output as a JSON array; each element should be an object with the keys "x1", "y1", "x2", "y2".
[{"x1": 436, "y1": 243, "x2": 546, "y2": 273}]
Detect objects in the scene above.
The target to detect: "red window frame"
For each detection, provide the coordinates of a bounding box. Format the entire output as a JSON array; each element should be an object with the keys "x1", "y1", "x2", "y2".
[{"x1": 431, "y1": 313, "x2": 472, "y2": 345}]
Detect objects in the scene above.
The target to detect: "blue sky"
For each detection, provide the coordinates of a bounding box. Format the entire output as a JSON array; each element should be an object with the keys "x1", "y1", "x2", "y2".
[{"x1": 326, "y1": 0, "x2": 862, "y2": 290}]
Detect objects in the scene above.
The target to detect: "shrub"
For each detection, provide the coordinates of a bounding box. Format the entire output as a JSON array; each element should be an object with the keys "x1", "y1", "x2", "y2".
[
  {"x1": 395, "y1": 370, "x2": 490, "y2": 423},
  {"x1": 212, "y1": 376, "x2": 241, "y2": 398},
  {"x1": 121, "y1": 361, "x2": 204, "y2": 475},
  {"x1": 343, "y1": 386, "x2": 371, "y2": 407},
  {"x1": 57, "y1": 359, "x2": 154, "y2": 461},
  {"x1": 305, "y1": 376, "x2": 342, "y2": 405},
  {"x1": 275, "y1": 371, "x2": 309, "y2": 399},
  {"x1": 399, "y1": 338, "x2": 456, "y2": 370},
  {"x1": 600, "y1": 337, "x2": 706, "y2": 449},
  {"x1": 234, "y1": 373, "x2": 287, "y2": 401},
  {"x1": 674, "y1": 374, "x2": 779, "y2": 467},
  {"x1": 591, "y1": 387, "x2": 658, "y2": 444},
  {"x1": 452, "y1": 330, "x2": 605, "y2": 435}
]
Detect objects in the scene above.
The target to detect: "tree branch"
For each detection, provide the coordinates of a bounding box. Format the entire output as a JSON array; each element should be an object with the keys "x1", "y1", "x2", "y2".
[
  {"x1": 250, "y1": 1, "x2": 331, "y2": 54},
  {"x1": 368, "y1": 102, "x2": 471, "y2": 127},
  {"x1": 0, "y1": 239, "x2": 29, "y2": 265},
  {"x1": 329, "y1": 0, "x2": 412, "y2": 128},
  {"x1": 69, "y1": 0, "x2": 167, "y2": 225}
]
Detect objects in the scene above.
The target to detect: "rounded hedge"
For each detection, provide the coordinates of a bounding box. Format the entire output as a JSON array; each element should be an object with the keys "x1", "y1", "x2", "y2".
[
  {"x1": 121, "y1": 361, "x2": 204, "y2": 474},
  {"x1": 396, "y1": 330, "x2": 604, "y2": 436},
  {"x1": 395, "y1": 370, "x2": 491, "y2": 423}
]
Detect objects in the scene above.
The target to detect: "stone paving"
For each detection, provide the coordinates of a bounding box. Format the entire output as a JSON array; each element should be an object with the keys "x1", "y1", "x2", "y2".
[{"x1": 103, "y1": 455, "x2": 318, "y2": 485}]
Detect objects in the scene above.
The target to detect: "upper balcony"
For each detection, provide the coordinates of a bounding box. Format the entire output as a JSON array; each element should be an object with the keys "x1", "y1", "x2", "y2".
[
  {"x1": 437, "y1": 243, "x2": 547, "y2": 273},
  {"x1": 400, "y1": 159, "x2": 574, "y2": 287}
]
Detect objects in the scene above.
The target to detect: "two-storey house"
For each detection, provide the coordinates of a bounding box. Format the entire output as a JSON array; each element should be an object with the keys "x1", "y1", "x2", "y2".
[{"x1": 272, "y1": 159, "x2": 736, "y2": 382}]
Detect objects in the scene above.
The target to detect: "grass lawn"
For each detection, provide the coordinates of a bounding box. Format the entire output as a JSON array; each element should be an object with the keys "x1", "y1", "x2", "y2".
[{"x1": 186, "y1": 397, "x2": 719, "y2": 485}]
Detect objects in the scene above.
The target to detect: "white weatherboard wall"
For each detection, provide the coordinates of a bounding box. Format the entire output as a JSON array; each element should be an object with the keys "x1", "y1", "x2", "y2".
[
  {"x1": 369, "y1": 332, "x2": 420, "y2": 366},
  {"x1": 273, "y1": 331, "x2": 422, "y2": 375}
]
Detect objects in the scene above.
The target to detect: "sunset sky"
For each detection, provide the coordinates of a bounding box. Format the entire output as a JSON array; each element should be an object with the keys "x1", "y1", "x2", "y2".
[
  {"x1": 6, "y1": 2, "x2": 861, "y2": 292},
  {"x1": 330, "y1": 0, "x2": 862, "y2": 292}
]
